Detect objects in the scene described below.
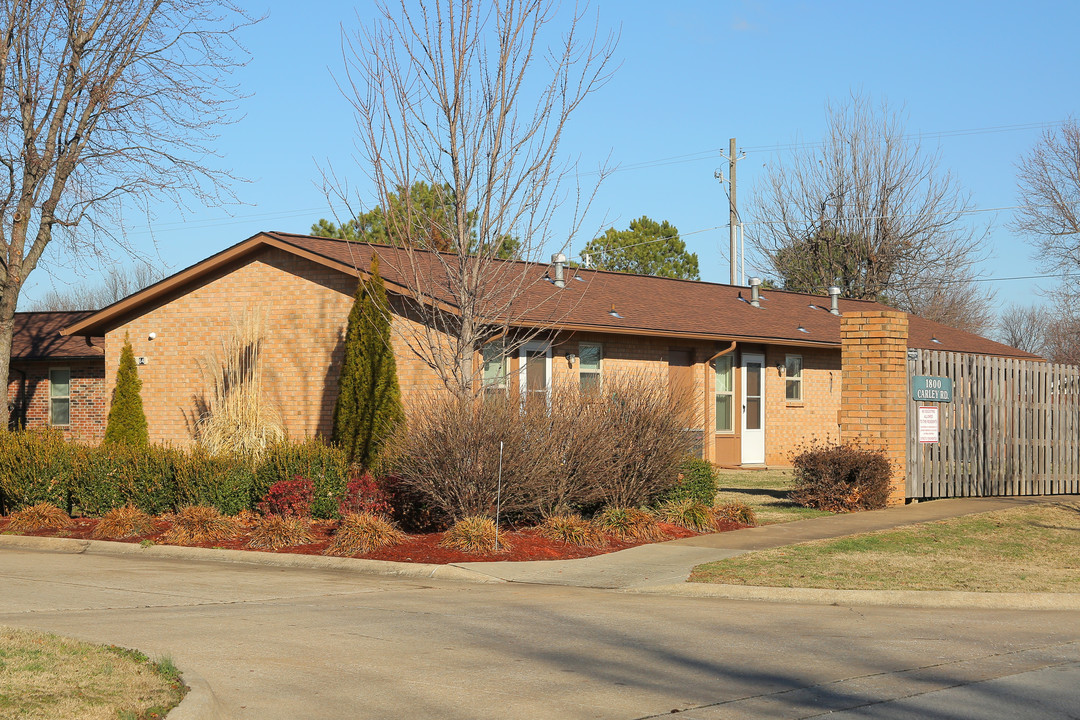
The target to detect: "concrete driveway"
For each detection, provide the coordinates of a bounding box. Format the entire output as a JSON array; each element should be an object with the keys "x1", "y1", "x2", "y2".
[{"x1": 1, "y1": 547, "x2": 1078, "y2": 719}]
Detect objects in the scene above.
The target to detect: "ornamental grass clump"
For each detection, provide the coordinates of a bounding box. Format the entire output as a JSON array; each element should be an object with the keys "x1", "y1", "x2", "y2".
[
  {"x1": 593, "y1": 506, "x2": 666, "y2": 542},
  {"x1": 439, "y1": 516, "x2": 509, "y2": 554},
  {"x1": 324, "y1": 512, "x2": 405, "y2": 557},
  {"x1": 160, "y1": 506, "x2": 238, "y2": 545},
  {"x1": 246, "y1": 515, "x2": 314, "y2": 550},
  {"x1": 6, "y1": 502, "x2": 73, "y2": 532},
  {"x1": 655, "y1": 499, "x2": 716, "y2": 532},
  {"x1": 714, "y1": 501, "x2": 758, "y2": 527},
  {"x1": 536, "y1": 513, "x2": 606, "y2": 548},
  {"x1": 92, "y1": 504, "x2": 157, "y2": 539}
]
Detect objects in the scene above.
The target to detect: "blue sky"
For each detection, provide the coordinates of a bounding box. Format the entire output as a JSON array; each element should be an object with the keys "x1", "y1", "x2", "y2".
[{"x1": 23, "y1": 0, "x2": 1080, "y2": 318}]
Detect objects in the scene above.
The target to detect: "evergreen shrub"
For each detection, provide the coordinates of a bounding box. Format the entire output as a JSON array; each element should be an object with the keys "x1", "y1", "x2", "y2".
[
  {"x1": 103, "y1": 336, "x2": 149, "y2": 446},
  {"x1": 657, "y1": 457, "x2": 718, "y2": 505}
]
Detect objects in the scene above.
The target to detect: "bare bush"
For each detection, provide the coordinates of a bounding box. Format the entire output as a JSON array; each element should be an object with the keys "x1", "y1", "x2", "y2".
[{"x1": 391, "y1": 370, "x2": 697, "y2": 525}]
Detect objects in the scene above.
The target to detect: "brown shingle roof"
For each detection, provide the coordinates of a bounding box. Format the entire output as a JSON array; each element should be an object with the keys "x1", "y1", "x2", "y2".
[
  {"x1": 60, "y1": 231, "x2": 1039, "y2": 360},
  {"x1": 13, "y1": 311, "x2": 104, "y2": 360}
]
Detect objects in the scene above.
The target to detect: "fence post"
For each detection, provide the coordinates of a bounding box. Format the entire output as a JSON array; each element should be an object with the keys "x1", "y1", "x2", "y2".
[{"x1": 840, "y1": 310, "x2": 910, "y2": 506}]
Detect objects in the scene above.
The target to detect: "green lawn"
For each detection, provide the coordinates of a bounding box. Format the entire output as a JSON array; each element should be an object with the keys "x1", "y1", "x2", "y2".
[
  {"x1": 714, "y1": 468, "x2": 833, "y2": 525},
  {"x1": 690, "y1": 501, "x2": 1080, "y2": 592},
  {"x1": 0, "y1": 627, "x2": 185, "y2": 720}
]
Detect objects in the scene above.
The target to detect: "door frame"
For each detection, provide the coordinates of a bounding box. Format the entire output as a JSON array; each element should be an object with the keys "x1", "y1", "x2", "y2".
[
  {"x1": 519, "y1": 341, "x2": 552, "y2": 401},
  {"x1": 741, "y1": 352, "x2": 766, "y2": 464}
]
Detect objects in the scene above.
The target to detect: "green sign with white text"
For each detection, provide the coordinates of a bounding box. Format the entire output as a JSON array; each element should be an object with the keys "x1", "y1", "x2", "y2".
[{"x1": 912, "y1": 376, "x2": 952, "y2": 403}]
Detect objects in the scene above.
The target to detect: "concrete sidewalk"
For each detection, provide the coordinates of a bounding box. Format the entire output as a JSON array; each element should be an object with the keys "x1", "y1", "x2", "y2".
[{"x1": 455, "y1": 496, "x2": 1058, "y2": 590}]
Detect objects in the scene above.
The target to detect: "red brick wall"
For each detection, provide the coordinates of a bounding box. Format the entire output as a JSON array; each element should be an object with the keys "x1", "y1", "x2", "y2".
[
  {"x1": 839, "y1": 310, "x2": 909, "y2": 505},
  {"x1": 7, "y1": 359, "x2": 106, "y2": 444}
]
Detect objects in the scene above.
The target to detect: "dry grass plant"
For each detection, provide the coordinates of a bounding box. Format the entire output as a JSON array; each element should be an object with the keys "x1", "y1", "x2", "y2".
[
  {"x1": 593, "y1": 506, "x2": 667, "y2": 542},
  {"x1": 246, "y1": 515, "x2": 314, "y2": 550},
  {"x1": 0, "y1": 627, "x2": 182, "y2": 720},
  {"x1": 439, "y1": 515, "x2": 510, "y2": 554},
  {"x1": 656, "y1": 499, "x2": 717, "y2": 532},
  {"x1": 189, "y1": 309, "x2": 286, "y2": 459},
  {"x1": 91, "y1": 504, "x2": 157, "y2": 539},
  {"x1": 160, "y1": 505, "x2": 239, "y2": 545},
  {"x1": 7, "y1": 502, "x2": 73, "y2": 532},
  {"x1": 536, "y1": 513, "x2": 606, "y2": 547},
  {"x1": 324, "y1": 512, "x2": 405, "y2": 557},
  {"x1": 714, "y1": 501, "x2": 758, "y2": 527}
]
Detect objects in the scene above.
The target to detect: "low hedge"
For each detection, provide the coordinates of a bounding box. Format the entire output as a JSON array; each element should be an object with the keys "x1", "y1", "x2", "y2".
[{"x1": 0, "y1": 430, "x2": 349, "y2": 519}]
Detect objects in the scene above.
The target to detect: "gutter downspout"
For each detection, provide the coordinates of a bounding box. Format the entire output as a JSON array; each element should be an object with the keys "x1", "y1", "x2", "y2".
[{"x1": 704, "y1": 341, "x2": 738, "y2": 463}]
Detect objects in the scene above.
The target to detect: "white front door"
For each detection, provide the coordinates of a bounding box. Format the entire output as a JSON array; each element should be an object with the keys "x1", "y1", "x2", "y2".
[
  {"x1": 741, "y1": 353, "x2": 765, "y2": 465},
  {"x1": 519, "y1": 342, "x2": 551, "y2": 403}
]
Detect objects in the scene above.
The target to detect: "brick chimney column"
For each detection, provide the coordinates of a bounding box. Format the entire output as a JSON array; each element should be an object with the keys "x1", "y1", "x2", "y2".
[{"x1": 840, "y1": 310, "x2": 909, "y2": 506}]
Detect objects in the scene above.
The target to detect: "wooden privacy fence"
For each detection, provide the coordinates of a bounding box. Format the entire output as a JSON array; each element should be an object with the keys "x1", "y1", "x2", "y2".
[{"x1": 906, "y1": 350, "x2": 1080, "y2": 499}]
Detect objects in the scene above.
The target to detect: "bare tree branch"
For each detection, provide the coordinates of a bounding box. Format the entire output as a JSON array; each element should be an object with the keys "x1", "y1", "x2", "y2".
[
  {"x1": 0, "y1": 0, "x2": 257, "y2": 429},
  {"x1": 748, "y1": 94, "x2": 995, "y2": 334},
  {"x1": 326, "y1": 0, "x2": 617, "y2": 397},
  {"x1": 1012, "y1": 118, "x2": 1080, "y2": 300}
]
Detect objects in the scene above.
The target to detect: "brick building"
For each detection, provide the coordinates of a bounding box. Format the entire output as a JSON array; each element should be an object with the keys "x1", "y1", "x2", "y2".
[
  {"x1": 7, "y1": 311, "x2": 106, "y2": 444},
  {"x1": 59, "y1": 231, "x2": 1037, "y2": 467}
]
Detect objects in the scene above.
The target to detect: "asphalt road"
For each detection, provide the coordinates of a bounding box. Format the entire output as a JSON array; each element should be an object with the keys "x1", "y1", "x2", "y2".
[{"x1": 1, "y1": 548, "x2": 1078, "y2": 719}]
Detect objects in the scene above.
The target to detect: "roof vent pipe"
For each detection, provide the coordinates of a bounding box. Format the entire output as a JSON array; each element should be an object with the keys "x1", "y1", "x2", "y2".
[
  {"x1": 551, "y1": 252, "x2": 567, "y2": 288},
  {"x1": 828, "y1": 286, "x2": 841, "y2": 315},
  {"x1": 749, "y1": 276, "x2": 762, "y2": 307}
]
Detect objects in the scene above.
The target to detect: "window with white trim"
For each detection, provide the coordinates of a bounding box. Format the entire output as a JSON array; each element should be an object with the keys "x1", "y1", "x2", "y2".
[
  {"x1": 785, "y1": 354, "x2": 803, "y2": 401},
  {"x1": 49, "y1": 367, "x2": 71, "y2": 426},
  {"x1": 481, "y1": 341, "x2": 508, "y2": 396},
  {"x1": 714, "y1": 355, "x2": 733, "y2": 432},
  {"x1": 578, "y1": 342, "x2": 602, "y2": 392}
]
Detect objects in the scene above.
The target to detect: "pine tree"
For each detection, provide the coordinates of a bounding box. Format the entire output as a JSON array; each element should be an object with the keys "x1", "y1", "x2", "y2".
[
  {"x1": 104, "y1": 335, "x2": 149, "y2": 446},
  {"x1": 332, "y1": 256, "x2": 405, "y2": 468}
]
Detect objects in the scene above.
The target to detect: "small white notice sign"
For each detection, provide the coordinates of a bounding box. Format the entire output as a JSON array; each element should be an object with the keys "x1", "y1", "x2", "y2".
[{"x1": 918, "y1": 406, "x2": 939, "y2": 443}]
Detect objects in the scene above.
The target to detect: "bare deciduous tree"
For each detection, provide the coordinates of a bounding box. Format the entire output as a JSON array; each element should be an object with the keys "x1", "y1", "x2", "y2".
[
  {"x1": 749, "y1": 95, "x2": 995, "y2": 334},
  {"x1": 0, "y1": 0, "x2": 254, "y2": 429},
  {"x1": 996, "y1": 302, "x2": 1080, "y2": 364},
  {"x1": 1012, "y1": 118, "x2": 1080, "y2": 299},
  {"x1": 27, "y1": 262, "x2": 166, "y2": 311},
  {"x1": 330, "y1": 0, "x2": 617, "y2": 396}
]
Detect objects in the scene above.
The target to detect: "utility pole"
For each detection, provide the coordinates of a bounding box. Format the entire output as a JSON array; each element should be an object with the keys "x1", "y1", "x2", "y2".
[
  {"x1": 728, "y1": 137, "x2": 737, "y2": 285},
  {"x1": 718, "y1": 139, "x2": 745, "y2": 285}
]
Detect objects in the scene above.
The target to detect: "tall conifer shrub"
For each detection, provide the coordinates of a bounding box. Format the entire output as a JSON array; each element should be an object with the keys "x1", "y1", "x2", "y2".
[
  {"x1": 104, "y1": 335, "x2": 149, "y2": 446},
  {"x1": 332, "y1": 256, "x2": 405, "y2": 468}
]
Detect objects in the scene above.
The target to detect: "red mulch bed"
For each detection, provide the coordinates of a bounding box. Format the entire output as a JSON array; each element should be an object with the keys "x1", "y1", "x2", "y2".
[{"x1": 0, "y1": 515, "x2": 748, "y2": 564}]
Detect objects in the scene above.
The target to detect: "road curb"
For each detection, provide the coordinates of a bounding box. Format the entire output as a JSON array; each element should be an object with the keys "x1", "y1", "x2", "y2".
[
  {"x1": 167, "y1": 668, "x2": 227, "y2": 720},
  {"x1": 626, "y1": 582, "x2": 1080, "y2": 610},
  {"x1": 0, "y1": 534, "x2": 504, "y2": 585}
]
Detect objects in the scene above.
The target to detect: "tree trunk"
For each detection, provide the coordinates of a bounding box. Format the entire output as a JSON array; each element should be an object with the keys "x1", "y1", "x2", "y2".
[{"x1": 0, "y1": 279, "x2": 23, "y2": 432}]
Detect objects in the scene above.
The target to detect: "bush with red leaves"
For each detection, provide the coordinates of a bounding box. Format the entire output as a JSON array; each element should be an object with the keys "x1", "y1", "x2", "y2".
[
  {"x1": 338, "y1": 472, "x2": 393, "y2": 518},
  {"x1": 256, "y1": 477, "x2": 315, "y2": 518}
]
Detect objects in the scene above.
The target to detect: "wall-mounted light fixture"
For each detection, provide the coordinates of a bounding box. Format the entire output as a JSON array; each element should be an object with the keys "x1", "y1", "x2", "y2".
[
  {"x1": 776, "y1": 362, "x2": 784, "y2": 376},
  {"x1": 148, "y1": 332, "x2": 157, "y2": 341},
  {"x1": 566, "y1": 352, "x2": 577, "y2": 366}
]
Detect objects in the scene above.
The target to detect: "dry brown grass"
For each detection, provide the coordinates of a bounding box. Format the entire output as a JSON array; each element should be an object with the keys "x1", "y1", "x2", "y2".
[
  {"x1": 440, "y1": 515, "x2": 510, "y2": 554},
  {"x1": 324, "y1": 512, "x2": 406, "y2": 557},
  {"x1": 7, "y1": 503, "x2": 73, "y2": 532},
  {"x1": 713, "y1": 501, "x2": 758, "y2": 527},
  {"x1": 246, "y1": 515, "x2": 314, "y2": 550},
  {"x1": 91, "y1": 504, "x2": 157, "y2": 540},
  {"x1": 691, "y1": 501, "x2": 1080, "y2": 592},
  {"x1": 536, "y1": 513, "x2": 607, "y2": 547},
  {"x1": 189, "y1": 309, "x2": 286, "y2": 459},
  {"x1": 655, "y1": 499, "x2": 716, "y2": 532},
  {"x1": 160, "y1": 506, "x2": 239, "y2": 545},
  {"x1": 593, "y1": 506, "x2": 667, "y2": 542},
  {"x1": 0, "y1": 626, "x2": 183, "y2": 720}
]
